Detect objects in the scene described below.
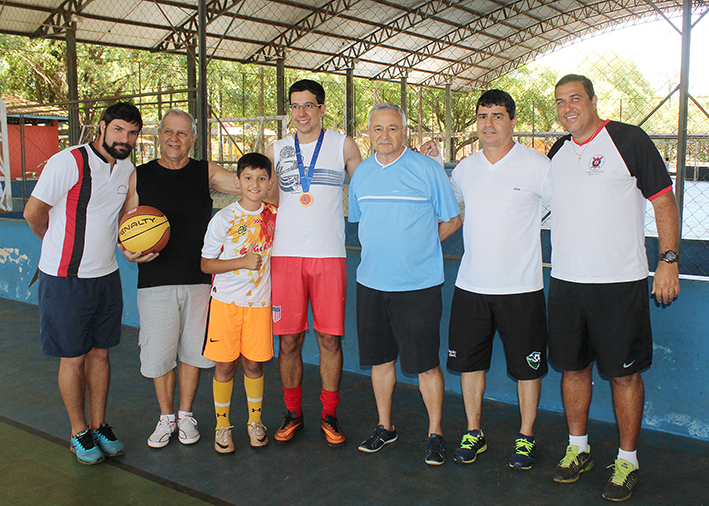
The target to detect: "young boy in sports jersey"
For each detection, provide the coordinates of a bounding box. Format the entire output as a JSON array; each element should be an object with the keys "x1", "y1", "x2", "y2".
[{"x1": 200, "y1": 153, "x2": 277, "y2": 453}]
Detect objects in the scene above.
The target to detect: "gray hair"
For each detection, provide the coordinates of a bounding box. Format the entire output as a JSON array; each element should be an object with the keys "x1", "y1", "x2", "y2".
[
  {"x1": 159, "y1": 109, "x2": 197, "y2": 137},
  {"x1": 367, "y1": 103, "x2": 407, "y2": 129}
]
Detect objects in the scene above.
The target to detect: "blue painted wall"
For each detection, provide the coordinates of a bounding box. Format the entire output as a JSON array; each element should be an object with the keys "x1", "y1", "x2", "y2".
[{"x1": 2, "y1": 215, "x2": 707, "y2": 441}]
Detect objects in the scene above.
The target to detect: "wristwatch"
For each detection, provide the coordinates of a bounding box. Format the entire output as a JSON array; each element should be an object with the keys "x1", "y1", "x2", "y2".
[{"x1": 659, "y1": 250, "x2": 678, "y2": 264}]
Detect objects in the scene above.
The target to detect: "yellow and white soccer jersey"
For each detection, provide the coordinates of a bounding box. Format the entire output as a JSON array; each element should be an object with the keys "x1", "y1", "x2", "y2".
[{"x1": 201, "y1": 201, "x2": 277, "y2": 307}]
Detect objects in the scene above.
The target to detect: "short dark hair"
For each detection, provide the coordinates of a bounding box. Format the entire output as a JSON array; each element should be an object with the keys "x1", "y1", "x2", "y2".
[
  {"x1": 476, "y1": 89, "x2": 516, "y2": 119},
  {"x1": 237, "y1": 152, "x2": 272, "y2": 177},
  {"x1": 100, "y1": 102, "x2": 143, "y2": 130},
  {"x1": 556, "y1": 74, "x2": 595, "y2": 100},
  {"x1": 289, "y1": 79, "x2": 325, "y2": 105}
]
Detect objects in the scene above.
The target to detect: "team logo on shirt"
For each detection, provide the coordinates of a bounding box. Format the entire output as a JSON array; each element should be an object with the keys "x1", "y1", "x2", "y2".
[
  {"x1": 526, "y1": 351, "x2": 541, "y2": 370},
  {"x1": 272, "y1": 306, "x2": 281, "y2": 323},
  {"x1": 116, "y1": 184, "x2": 128, "y2": 194},
  {"x1": 587, "y1": 154, "x2": 605, "y2": 175}
]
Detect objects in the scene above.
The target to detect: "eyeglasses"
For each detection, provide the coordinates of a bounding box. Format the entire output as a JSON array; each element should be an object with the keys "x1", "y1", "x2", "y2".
[{"x1": 289, "y1": 103, "x2": 322, "y2": 111}]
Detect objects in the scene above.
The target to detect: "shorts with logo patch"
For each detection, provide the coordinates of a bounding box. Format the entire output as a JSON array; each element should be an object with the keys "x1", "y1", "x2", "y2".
[
  {"x1": 271, "y1": 257, "x2": 346, "y2": 336},
  {"x1": 38, "y1": 270, "x2": 122, "y2": 358},
  {"x1": 547, "y1": 277, "x2": 652, "y2": 378},
  {"x1": 203, "y1": 299, "x2": 274, "y2": 363},
  {"x1": 447, "y1": 287, "x2": 548, "y2": 380},
  {"x1": 357, "y1": 283, "x2": 442, "y2": 375}
]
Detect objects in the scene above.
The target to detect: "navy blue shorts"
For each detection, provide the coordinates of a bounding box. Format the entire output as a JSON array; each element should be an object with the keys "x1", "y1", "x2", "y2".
[
  {"x1": 356, "y1": 283, "x2": 441, "y2": 375},
  {"x1": 38, "y1": 270, "x2": 123, "y2": 358}
]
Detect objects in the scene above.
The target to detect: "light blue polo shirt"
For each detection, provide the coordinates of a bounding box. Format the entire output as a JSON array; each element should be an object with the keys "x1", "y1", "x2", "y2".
[{"x1": 348, "y1": 148, "x2": 460, "y2": 292}]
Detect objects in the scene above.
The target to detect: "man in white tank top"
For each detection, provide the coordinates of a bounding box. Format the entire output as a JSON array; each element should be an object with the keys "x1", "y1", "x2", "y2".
[{"x1": 265, "y1": 80, "x2": 361, "y2": 447}]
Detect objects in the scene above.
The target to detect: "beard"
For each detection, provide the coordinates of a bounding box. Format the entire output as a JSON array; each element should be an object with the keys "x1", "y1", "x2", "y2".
[{"x1": 103, "y1": 138, "x2": 133, "y2": 160}]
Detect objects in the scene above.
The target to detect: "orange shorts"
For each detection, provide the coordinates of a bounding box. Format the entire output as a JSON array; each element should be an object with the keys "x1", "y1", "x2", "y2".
[
  {"x1": 271, "y1": 257, "x2": 347, "y2": 336},
  {"x1": 203, "y1": 299, "x2": 274, "y2": 363}
]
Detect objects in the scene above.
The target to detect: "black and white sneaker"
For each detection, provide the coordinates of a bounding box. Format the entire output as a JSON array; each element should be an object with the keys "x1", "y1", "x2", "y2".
[
  {"x1": 425, "y1": 434, "x2": 446, "y2": 465},
  {"x1": 358, "y1": 425, "x2": 398, "y2": 453}
]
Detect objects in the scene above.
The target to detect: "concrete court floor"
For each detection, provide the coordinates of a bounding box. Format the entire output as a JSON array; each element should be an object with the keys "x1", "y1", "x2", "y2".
[{"x1": 1, "y1": 296, "x2": 708, "y2": 506}]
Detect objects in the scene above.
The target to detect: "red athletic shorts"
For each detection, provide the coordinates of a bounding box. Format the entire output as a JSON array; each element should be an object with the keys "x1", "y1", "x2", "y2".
[{"x1": 271, "y1": 257, "x2": 347, "y2": 336}]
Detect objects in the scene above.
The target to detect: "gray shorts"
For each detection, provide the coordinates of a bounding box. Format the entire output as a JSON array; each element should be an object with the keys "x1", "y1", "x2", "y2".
[{"x1": 137, "y1": 284, "x2": 215, "y2": 378}]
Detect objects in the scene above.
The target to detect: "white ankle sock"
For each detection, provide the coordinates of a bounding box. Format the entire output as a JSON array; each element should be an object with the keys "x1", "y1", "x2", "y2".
[
  {"x1": 618, "y1": 448, "x2": 638, "y2": 468},
  {"x1": 569, "y1": 434, "x2": 589, "y2": 453}
]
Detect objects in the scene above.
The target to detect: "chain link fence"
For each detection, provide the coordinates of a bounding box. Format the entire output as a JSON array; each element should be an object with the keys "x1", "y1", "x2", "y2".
[{"x1": 2, "y1": 37, "x2": 708, "y2": 274}]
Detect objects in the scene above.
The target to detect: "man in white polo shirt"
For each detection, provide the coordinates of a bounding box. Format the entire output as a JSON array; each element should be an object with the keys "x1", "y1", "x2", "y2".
[
  {"x1": 548, "y1": 74, "x2": 679, "y2": 502},
  {"x1": 446, "y1": 89, "x2": 551, "y2": 471},
  {"x1": 24, "y1": 102, "x2": 143, "y2": 465}
]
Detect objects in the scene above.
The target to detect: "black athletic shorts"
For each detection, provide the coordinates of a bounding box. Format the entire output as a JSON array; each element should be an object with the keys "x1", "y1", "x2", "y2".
[
  {"x1": 356, "y1": 283, "x2": 442, "y2": 375},
  {"x1": 447, "y1": 287, "x2": 548, "y2": 380},
  {"x1": 547, "y1": 277, "x2": 652, "y2": 378}
]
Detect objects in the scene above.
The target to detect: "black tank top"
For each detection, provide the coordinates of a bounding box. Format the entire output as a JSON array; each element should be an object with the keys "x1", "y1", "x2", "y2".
[{"x1": 135, "y1": 158, "x2": 213, "y2": 288}]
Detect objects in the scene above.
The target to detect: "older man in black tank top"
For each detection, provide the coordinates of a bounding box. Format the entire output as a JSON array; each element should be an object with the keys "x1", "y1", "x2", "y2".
[{"x1": 122, "y1": 109, "x2": 239, "y2": 449}]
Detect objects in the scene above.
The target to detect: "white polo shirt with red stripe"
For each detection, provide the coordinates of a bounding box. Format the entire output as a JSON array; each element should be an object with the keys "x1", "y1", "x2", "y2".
[
  {"x1": 548, "y1": 120, "x2": 673, "y2": 284},
  {"x1": 32, "y1": 143, "x2": 134, "y2": 278}
]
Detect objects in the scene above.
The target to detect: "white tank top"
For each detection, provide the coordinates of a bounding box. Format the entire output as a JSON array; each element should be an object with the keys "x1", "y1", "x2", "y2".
[{"x1": 271, "y1": 129, "x2": 347, "y2": 258}]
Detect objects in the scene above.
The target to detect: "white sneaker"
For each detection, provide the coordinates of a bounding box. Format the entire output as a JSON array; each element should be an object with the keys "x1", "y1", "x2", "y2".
[
  {"x1": 177, "y1": 414, "x2": 201, "y2": 444},
  {"x1": 148, "y1": 418, "x2": 176, "y2": 448},
  {"x1": 248, "y1": 421, "x2": 269, "y2": 447}
]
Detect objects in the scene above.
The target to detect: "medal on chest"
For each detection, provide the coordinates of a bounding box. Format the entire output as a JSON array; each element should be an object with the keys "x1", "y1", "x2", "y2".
[{"x1": 294, "y1": 128, "x2": 325, "y2": 207}]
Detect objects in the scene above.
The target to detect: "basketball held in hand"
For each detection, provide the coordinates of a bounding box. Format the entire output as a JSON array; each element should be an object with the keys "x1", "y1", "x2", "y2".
[{"x1": 119, "y1": 206, "x2": 171, "y2": 254}]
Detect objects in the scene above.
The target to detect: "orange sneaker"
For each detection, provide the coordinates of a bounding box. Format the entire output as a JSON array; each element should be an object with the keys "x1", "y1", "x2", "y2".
[
  {"x1": 274, "y1": 411, "x2": 303, "y2": 444},
  {"x1": 320, "y1": 414, "x2": 346, "y2": 447}
]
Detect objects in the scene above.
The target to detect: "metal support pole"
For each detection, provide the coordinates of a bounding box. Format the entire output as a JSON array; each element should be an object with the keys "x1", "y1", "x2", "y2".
[
  {"x1": 197, "y1": 0, "x2": 209, "y2": 160},
  {"x1": 400, "y1": 75, "x2": 408, "y2": 116},
  {"x1": 418, "y1": 86, "x2": 423, "y2": 145},
  {"x1": 277, "y1": 57, "x2": 285, "y2": 139},
  {"x1": 675, "y1": 0, "x2": 692, "y2": 241},
  {"x1": 445, "y1": 83, "x2": 452, "y2": 164},
  {"x1": 346, "y1": 67, "x2": 355, "y2": 138},
  {"x1": 66, "y1": 22, "x2": 80, "y2": 146},
  {"x1": 187, "y1": 40, "x2": 197, "y2": 122}
]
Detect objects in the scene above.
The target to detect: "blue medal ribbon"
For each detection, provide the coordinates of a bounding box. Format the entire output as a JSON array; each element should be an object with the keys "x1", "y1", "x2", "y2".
[{"x1": 294, "y1": 128, "x2": 325, "y2": 195}]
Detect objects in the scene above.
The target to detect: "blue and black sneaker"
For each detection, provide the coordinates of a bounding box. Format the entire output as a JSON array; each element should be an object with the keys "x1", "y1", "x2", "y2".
[
  {"x1": 509, "y1": 433, "x2": 536, "y2": 470},
  {"x1": 454, "y1": 429, "x2": 487, "y2": 464},
  {"x1": 92, "y1": 423, "x2": 124, "y2": 457},
  {"x1": 71, "y1": 428, "x2": 105, "y2": 465}
]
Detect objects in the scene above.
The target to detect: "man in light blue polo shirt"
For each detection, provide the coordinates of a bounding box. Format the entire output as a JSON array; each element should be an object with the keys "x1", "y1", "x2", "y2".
[{"x1": 348, "y1": 103, "x2": 462, "y2": 465}]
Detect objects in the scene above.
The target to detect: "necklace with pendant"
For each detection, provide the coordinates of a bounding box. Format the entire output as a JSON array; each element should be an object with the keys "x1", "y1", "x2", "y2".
[{"x1": 571, "y1": 140, "x2": 588, "y2": 163}]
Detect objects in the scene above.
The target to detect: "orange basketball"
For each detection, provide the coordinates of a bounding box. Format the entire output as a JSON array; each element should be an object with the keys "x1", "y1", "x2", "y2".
[{"x1": 118, "y1": 205, "x2": 171, "y2": 254}]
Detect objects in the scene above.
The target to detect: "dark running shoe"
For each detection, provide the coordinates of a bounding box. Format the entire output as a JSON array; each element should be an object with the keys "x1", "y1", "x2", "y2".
[
  {"x1": 553, "y1": 444, "x2": 594, "y2": 483},
  {"x1": 92, "y1": 423, "x2": 124, "y2": 457},
  {"x1": 509, "y1": 434, "x2": 536, "y2": 470},
  {"x1": 454, "y1": 429, "x2": 487, "y2": 464},
  {"x1": 274, "y1": 411, "x2": 303, "y2": 444},
  {"x1": 358, "y1": 425, "x2": 398, "y2": 453},
  {"x1": 320, "y1": 414, "x2": 346, "y2": 447},
  {"x1": 425, "y1": 434, "x2": 446, "y2": 465},
  {"x1": 602, "y1": 459, "x2": 639, "y2": 502}
]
